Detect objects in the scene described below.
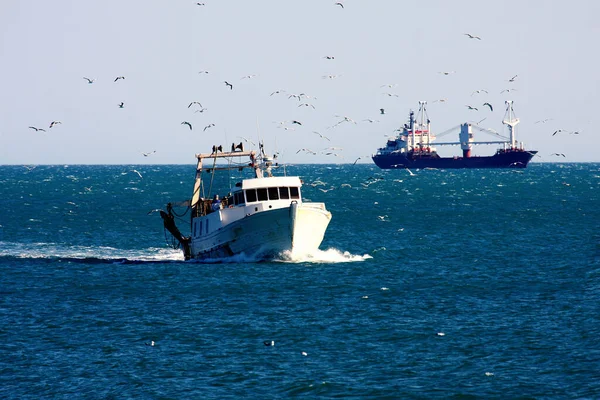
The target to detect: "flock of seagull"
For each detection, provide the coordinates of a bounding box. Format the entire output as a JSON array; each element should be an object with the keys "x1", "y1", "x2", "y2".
[{"x1": 25, "y1": 3, "x2": 577, "y2": 164}]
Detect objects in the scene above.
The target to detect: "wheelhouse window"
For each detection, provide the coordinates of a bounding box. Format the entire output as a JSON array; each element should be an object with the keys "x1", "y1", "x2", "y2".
[
  {"x1": 279, "y1": 187, "x2": 289, "y2": 199},
  {"x1": 290, "y1": 186, "x2": 300, "y2": 199},
  {"x1": 245, "y1": 189, "x2": 257, "y2": 203},
  {"x1": 268, "y1": 187, "x2": 279, "y2": 200},
  {"x1": 234, "y1": 192, "x2": 245, "y2": 206},
  {"x1": 257, "y1": 188, "x2": 268, "y2": 201}
]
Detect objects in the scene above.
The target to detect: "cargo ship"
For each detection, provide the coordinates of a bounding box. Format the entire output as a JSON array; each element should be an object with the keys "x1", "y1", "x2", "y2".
[{"x1": 372, "y1": 100, "x2": 537, "y2": 169}]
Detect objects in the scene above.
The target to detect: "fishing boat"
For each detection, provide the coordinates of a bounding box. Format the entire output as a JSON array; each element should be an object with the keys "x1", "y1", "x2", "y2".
[
  {"x1": 372, "y1": 100, "x2": 537, "y2": 169},
  {"x1": 160, "y1": 143, "x2": 332, "y2": 261}
]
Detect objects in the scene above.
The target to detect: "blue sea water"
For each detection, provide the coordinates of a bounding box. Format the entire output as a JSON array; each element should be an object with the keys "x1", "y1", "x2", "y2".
[{"x1": 0, "y1": 163, "x2": 598, "y2": 399}]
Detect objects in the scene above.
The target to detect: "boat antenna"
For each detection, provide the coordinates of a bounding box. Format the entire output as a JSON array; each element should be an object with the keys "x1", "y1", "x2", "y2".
[
  {"x1": 224, "y1": 128, "x2": 232, "y2": 193},
  {"x1": 256, "y1": 117, "x2": 262, "y2": 153}
]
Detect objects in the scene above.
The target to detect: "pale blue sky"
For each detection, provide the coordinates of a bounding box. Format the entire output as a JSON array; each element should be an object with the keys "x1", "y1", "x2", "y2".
[{"x1": 1, "y1": 0, "x2": 598, "y2": 164}]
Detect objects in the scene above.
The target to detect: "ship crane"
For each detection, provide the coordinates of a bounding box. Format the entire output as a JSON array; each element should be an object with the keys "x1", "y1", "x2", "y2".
[{"x1": 502, "y1": 100, "x2": 520, "y2": 149}]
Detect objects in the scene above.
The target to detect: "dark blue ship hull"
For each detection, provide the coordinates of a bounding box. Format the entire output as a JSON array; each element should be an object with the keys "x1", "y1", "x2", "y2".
[{"x1": 372, "y1": 150, "x2": 537, "y2": 169}]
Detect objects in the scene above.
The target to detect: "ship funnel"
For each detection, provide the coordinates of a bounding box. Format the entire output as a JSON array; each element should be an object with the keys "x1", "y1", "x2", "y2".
[{"x1": 460, "y1": 123, "x2": 473, "y2": 158}]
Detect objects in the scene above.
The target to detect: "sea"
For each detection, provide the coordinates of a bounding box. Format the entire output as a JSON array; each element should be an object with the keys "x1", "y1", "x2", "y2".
[{"x1": 0, "y1": 163, "x2": 598, "y2": 399}]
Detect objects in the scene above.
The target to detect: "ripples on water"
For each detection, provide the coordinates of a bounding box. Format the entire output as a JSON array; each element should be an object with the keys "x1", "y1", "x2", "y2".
[{"x1": 0, "y1": 163, "x2": 598, "y2": 398}]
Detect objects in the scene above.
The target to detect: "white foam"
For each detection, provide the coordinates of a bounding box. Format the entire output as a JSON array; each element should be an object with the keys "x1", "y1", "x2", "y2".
[
  {"x1": 277, "y1": 248, "x2": 372, "y2": 263},
  {"x1": 0, "y1": 241, "x2": 185, "y2": 262}
]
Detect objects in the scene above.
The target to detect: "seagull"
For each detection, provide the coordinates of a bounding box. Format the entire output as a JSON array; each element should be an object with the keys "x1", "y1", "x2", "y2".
[
  {"x1": 224, "y1": 81, "x2": 233, "y2": 90},
  {"x1": 438, "y1": 71, "x2": 455, "y2": 75},
  {"x1": 298, "y1": 103, "x2": 316, "y2": 109},
  {"x1": 145, "y1": 341, "x2": 155, "y2": 346},
  {"x1": 114, "y1": 76, "x2": 125, "y2": 82},
  {"x1": 500, "y1": 89, "x2": 517, "y2": 94},
  {"x1": 238, "y1": 136, "x2": 256, "y2": 146},
  {"x1": 29, "y1": 126, "x2": 46, "y2": 132},
  {"x1": 194, "y1": 108, "x2": 208, "y2": 113},
  {"x1": 83, "y1": 77, "x2": 95, "y2": 84},
  {"x1": 118, "y1": 102, "x2": 124, "y2": 108},
  {"x1": 433, "y1": 98, "x2": 448, "y2": 103},
  {"x1": 466, "y1": 105, "x2": 478, "y2": 111},
  {"x1": 483, "y1": 102, "x2": 493, "y2": 111},
  {"x1": 198, "y1": 70, "x2": 209, "y2": 74},
  {"x1": 333, "y1": 115, "x2": 356, "y2": 126},
  {"x1": 291, "y1": 120, "x2": 302, "y2": 125},
  {"x1": 49, "y1": 121, "x2": 62, "y2": 128},
  {"x1": 464, "y1": 33, "x2": 482, "y2": 40},
  {"x1": 380, "y1": 84, "x2": 398, "y2": 88},
  {"x1": 334, "y1": 2, "x2": 344, "y2": 8},
  {"x1": 188, "y1": 101, "x2": 203, "y2": 108},
  {"x1": 363, "y1": 119, "x2": 379, "y2": 123},
  {"x1": 319, "y1": 187, "x2": 335, "y2": 193},
  {"x1": 263, "y1": 340, "x2": 274, "y2": 346},
  {"x1": 383, "y1": 93, "x2": 399, "y2": 97},
  {"x1": 322, "y1": 74, "x2": 341, "y2": 79},
  {"x1": 551, "y1": 153, "x2": 566, "y2": 157},
  {"x1": 471, "y1": 89, "x2": 488, "y2": 96},
  {"x1": 270, "y1": 89, "x2": 285, "y2": 96},
  {"x1": 323, "y1": 56, "x2": 335, "y2": 60},
  {"x1": 142, "y1": 150, "x2": 156, "y2": 157},
  {"x1": 296, "y1": 148, "x2": 316, "y2": 155},
  {"x1": 552, "y1": 129, "x2": 564, "y2": 136},
  {"x1": 313, "y1": 131, "x2": 330, "y2": 141},
  {"x1": 181, "y1": 121, "x2": 192, "y2": 130},
  {"x1": 534, "y1": 118, "x2": 552, "y2": 124},
  {"x1": 131, "y1": 169, "x2": 143, "y2": 179},
  {"x1": 380, "y1": 108, "x2": 385, "y2": 114},
  {"x1": 241, "y1": 74, "x2": 257, "y2": 79},
  {"x1": 196, "y1": 2, "x2": 205, "y2": 5},
  {"x1": 508, "y1": 74, "x2": 518, "y2": 82},
  {"x1": 203, "y1": 123, "x2": 215, "y2": 131}
]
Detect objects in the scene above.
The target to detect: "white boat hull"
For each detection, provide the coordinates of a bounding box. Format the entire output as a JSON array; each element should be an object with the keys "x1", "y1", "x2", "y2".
[{"x1": 190, "y1": 202, "x2": 331, "y2": 260}]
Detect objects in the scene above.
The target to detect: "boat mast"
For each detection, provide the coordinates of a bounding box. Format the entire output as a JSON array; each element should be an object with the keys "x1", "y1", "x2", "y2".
[
  {"x1": 190, "y1": 150, "x2": 256, "y2": 214},
  {"x1": 410, "y1": 109, "x2": 415, "y2": 151},
  {"x1": 502, "y1": 100, "x2": 520, "y2": 149},
  {"x1": 419, "y1": 100, "x2": 428, "y2": 149}
]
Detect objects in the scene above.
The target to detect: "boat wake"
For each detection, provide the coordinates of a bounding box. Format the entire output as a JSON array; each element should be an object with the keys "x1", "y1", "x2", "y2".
[
  {"x1": 188, "y1": 248, "x2": 371, "y2": 264},
  {"x1": 0, "y1": 242, "x2": 368, "y2": 265},
  {"x1": 0, "y1": 241, "x2": 185, "y2": 263}
]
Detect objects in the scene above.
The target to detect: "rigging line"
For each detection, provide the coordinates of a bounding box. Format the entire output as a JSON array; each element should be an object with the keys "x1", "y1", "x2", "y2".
[
  {"x1": 207, "y1": 156, "x2": 218, "y2": 198},
  {"x1": 435, "y1": 125, "x2": 462, "y2": 138}
]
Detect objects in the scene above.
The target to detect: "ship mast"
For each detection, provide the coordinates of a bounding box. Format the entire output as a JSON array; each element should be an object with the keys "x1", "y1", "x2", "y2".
[{"x1": 502, "y1": 100, "x2": 520, "y2": 149}]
